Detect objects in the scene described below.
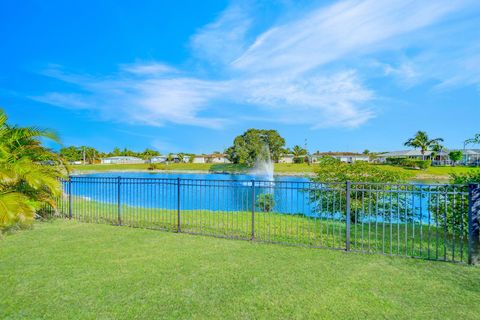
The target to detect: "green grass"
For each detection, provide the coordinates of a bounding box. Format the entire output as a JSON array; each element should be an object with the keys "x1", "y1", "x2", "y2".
[
  {"x1": 58, "y1": 198, "x2": 468, "y2": 262},
  {"x1": 1, "y1": 220, "x2": 479, "y2": 319}
]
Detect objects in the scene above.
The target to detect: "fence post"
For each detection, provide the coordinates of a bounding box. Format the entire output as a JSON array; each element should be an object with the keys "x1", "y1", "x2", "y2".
[
  {"x1": 468, "y1": 183, "x2": 480, "y2": 265},
  {"x1": 345, "y1": 181, "x2": 351, "y2": 251},
  {"x1": 68, "y1": 177, "x2": 73, "y2": 219},
  {"x1": 177, "y1": 177, "x2": 181, "y2": 233},
  {"x1": 251, "y1": 180, "x2": 255, "y2": 240},
  {"x1": 117, "y1": 176, "x2": 122, "y2": 225}
]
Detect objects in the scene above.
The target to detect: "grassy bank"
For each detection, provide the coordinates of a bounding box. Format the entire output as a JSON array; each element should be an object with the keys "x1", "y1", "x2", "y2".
[
  {"x1": 1, "y1": 220, "x2": 479, "y2": 319},
  {"x1": 56, "y1": 198, "x2": 467, "y2": 261},
  {"x1": 69, "y1": 162, "x2": 480, "y2": 181}
]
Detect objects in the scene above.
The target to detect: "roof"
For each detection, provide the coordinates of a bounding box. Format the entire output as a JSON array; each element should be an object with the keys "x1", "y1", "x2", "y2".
[
  {"x1": 379, "y1": 150, "x2": 449, "y2": 157},
  {"x1": 205, "y1": 153, "x2": 227, "y2": 158},
  {"x1": 312, "y1": 152, "x2": 367, "y2": 157},
  {"x1": 103, "y1": 156, "x2": 143, "y2": 160},
  {"x1": 455, "y1": 149, "x2": 480, "y2": 155}
]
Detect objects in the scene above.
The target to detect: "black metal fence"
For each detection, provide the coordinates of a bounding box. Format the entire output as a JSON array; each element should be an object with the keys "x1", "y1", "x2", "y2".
[{"x1": 56, "y1": 176, "x2": 480, "y2": 264}]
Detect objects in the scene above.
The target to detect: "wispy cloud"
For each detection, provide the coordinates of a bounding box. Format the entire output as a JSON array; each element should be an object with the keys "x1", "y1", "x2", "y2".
[
  {"x1": 232, "y1": 0, "x2": 470, "y2": 75},
  {"x1": 34, "y1": 0, "x2": 480, "y2": 130},
  {"x1": 121, "y1": 62, "x2": 179, "y2": 76},
  {"x1": 190, "y1": 3, "x2": 253, "y2": 65},
  {"x1": 36, "y1": 66, "x2": 230, "y2": 128},
  {"x1": 32, "y1": 92, "x2": 91, "y2": 110}
]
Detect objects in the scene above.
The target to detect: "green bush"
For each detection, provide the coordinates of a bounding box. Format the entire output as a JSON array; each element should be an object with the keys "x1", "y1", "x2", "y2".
[
  {"x1": 386, "y1": 157, "x2": 430, "y2": 170},
  {"x1": 293, "y1": 156, "x2": 307, "y2": 164},
  {"x1": 417, "y1": 160, "x2": 431, "y2": 170},
  {"x1": 256, "y1": 193, "x2": 275, "y2": 212},
  {"x1": 148, "y1": 163, "x2": 167, "y2": 170},
  {"x1": 450, "y1": 170, "x2": 480, "y2": 184}
]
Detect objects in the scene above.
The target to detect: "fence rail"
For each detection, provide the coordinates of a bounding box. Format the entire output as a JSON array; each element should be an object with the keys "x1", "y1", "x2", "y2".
[{"x1": 55, "y1": 176, "x2": 480, "y2": 264}]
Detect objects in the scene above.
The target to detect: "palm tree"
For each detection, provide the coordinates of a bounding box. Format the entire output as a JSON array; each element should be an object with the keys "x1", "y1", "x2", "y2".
[
  {"x1": 465, "y1": 134, "x2": 480, "y2": 146},
  {"x1": 0, "y1": 109, "x2": 67, "y2": 230},
  {"x1": 430, "y1": 143, "x2": 446, "y2": 162},
  {"x1": 404, "y1": 131, "x2": 444, "y2": 160},
  {"x1": 292, "y1": 145, "x2": 307, "y2": 157}
]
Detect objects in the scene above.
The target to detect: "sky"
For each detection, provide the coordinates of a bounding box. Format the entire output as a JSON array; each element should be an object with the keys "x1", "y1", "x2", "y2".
[{"x1": 1, "y1": 0, "x2": 479, "y2": 154}]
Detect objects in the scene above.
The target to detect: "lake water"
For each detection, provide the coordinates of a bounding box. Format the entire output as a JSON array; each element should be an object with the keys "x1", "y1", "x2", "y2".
[
  {"x1": 68, "y1": 172, "x2": 315, "y2": 215},
  {"x1": 66, "y1": 172, "x2": 464, "y2": 222}
]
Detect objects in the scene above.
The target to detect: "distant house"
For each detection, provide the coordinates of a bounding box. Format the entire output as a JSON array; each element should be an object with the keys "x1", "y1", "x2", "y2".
[
  {"x1": 376, "y1": 150, "x2": 449, "y2": 163},
  {"x1": 150, "y1": 155, "x2": 167, "y2": 163},
  {"x1": 312, "y1": 152, "x2": 370, "y2": 163},
  {"x1": 279, "y1": 154, "x2": 294, "y2": 164},
  {"x1": 204, "y1": 154, "x2": 231, "y2": 164},
  {"x1": 192, "y1": 155, "x2": 206, "y2": 164},
  {"x1": 461, "y1": 149, "x2": 480, "y2": 166},
  {"x1": 150, "y1": 155, "x2": 190, "y2": 163},
  {"x1": 101, "y1": 156, "x2": 145, "y2": 164}
]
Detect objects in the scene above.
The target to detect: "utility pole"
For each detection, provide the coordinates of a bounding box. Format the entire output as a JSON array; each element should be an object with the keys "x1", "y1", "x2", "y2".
[
  {"x1": 83, "y1": 147, "x2": 86, "y2": 165},
  {"x1": 305, "y1": 138, "x2": 311, "y2": 165}
]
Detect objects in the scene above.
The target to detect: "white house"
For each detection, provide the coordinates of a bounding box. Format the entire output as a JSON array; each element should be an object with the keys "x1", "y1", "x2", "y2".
[
  {"x1": 376, "y1": 150, "x2": 449, "y2": 163},
  {"x1": 192, "y1": 156, "x2": 206, "y2": 164},
  {"x1": 205, "y1": 154, "x2": 231, "y2": 164},
  {"x1": 312, "y1": 152, "x2": 370, "y2": 163},
  {"x1": 150, "y1": 155, "x2": 191, "y2": 163},
  {"x1": 150, "y1": 155, "x2": 167, "y2": 163},
  {"x1": 101, "y1": 156, "x2": 145, "y2": 164},
  {"x1": 279, "y1": 154, "x2": 295, "y2": 163},
  {"x1": 462, "y1": 149, "x2": 480, "y2": 166}
]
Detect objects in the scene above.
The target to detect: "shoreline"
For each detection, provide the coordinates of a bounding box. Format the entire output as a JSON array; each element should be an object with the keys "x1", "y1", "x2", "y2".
[
  {"x1": 70, "y1": 169, "x2": 450, "y2": 182},
  {"x1": 71, "y1": 169, "x2": 316, "y2": 177}
]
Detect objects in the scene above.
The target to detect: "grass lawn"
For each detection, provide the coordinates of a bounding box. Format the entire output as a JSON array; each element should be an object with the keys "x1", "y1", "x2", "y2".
[
  {"x1": 1, "y1": 221, "x2": 479, "y2": 319},
  {"x1": 61, "y1": 197, "x2": 468, "y2": 262},
  {"x1": 69, "y1": 162, "x2": 480, "y2": 181}
]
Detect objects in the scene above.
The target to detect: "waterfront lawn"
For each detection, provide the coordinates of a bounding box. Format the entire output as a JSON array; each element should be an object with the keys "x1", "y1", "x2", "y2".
[
  {"x1": 69, "y1": 162, "x2": 480, "y2": 181},
  {"x1": 59, "y1": 198, "x2": 468, "y2": 262},
  {"x1": 1, "y1": 220, "x2": 479, "y2": 319}
]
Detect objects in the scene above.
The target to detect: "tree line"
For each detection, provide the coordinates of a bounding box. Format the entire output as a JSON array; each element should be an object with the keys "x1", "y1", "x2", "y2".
[{"x1": 59, "y1": 146, "x2": 162, "y2": 163}]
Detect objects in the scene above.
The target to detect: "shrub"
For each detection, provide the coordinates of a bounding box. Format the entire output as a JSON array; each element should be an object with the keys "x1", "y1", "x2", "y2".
[
  {"x1": 417, "y1": 160, "x2": 431, "y2": 170},
  {"x1": 386, "y1": 157, "x2": 430, "y2": 170},
  {"x1": 256, "y1": 193, "x2": 275, "y2": 212},
  {"x1": 293, "y1": 156, "x2": 307, "y2": 164},
  {"x1": 450, "y1": 171, "x2": 480, "y2": 184},
  {"x1": 148, "y1": 163, "x2": 166, "y2": 170}
]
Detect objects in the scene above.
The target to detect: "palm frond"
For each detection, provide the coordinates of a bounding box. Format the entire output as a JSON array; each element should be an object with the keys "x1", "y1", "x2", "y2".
[{"x1": 0, "y1": 191, "x2": 36, "y2": 228}]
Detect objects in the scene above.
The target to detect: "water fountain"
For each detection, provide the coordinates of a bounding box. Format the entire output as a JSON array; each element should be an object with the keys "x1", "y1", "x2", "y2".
[{"x1": 250, "y1": 144, "x2": 275, "y2": 186}]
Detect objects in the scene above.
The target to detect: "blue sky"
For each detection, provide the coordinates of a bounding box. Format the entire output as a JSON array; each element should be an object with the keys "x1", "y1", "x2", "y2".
[{"x1": 1, "y1": 0, "x2": 479, "y2": 154}]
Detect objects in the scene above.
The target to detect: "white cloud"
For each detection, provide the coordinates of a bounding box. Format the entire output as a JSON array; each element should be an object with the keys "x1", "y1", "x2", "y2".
[
  {"x1": 122, "y1": 62, "x2": 178, "y2": 75},
  {"x1": 31, "y1": 92, "x2": 91, "y2": 109},
  {"x1": 237, "y1": 71, "x2": 374, "y2": 128},
  {"x1": 233, "y1": 0, "x2": 470, "y2": 75},
  {"x1": 35, "y1": 66, "x2": 230, "y2": 129}
]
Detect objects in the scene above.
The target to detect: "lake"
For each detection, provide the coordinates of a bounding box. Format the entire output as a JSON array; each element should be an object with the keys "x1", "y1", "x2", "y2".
[{"x1": 68, "y1": 172, "x2": 315, "y2": 215}]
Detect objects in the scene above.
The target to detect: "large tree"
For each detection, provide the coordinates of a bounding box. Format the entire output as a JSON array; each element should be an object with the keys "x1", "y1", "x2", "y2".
[
  {"x1": 59, "y1": 146, "x2": 82, "y2": 162},
  {"x1": 0, "y1": 109, "x2": 67, "y2": 230},
  {"x1": 225, "y1": 129, "x2": 286, "y2": 165},
  {"x1": 310, "y1": 157, "x2": 408, "y2": 223},
  {"x1": 404, "y1": 131, "x2": 443, "y2": 160},
  {"x1": 449, "y1": 150, "x2": 463, "y2": 166}
]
